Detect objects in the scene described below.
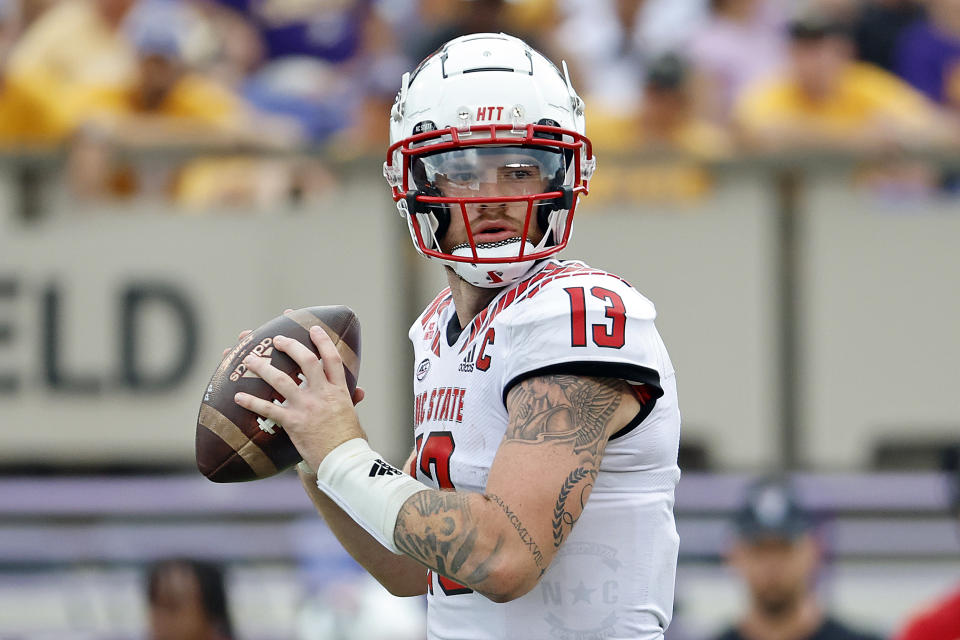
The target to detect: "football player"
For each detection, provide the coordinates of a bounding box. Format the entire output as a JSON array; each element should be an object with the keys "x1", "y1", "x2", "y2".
[{"x1": 235, "y1": 33, "x2": 682, "y2": 639}]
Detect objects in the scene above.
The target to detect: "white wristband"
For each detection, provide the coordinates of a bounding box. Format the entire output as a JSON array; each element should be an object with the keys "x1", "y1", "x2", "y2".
[{"x1": 314, "y1": 438, "x2": 428, "y2": 554}]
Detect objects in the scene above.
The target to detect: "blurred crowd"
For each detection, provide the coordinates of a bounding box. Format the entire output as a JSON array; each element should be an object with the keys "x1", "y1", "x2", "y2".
[{"x1": 0, "y1": 0, "x2": 959, "y2": 207}]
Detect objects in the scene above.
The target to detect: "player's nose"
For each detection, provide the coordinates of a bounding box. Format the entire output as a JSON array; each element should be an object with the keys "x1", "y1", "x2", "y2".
[{"x1": 465, "y1": 198, "x2": 506, "y2": 217}]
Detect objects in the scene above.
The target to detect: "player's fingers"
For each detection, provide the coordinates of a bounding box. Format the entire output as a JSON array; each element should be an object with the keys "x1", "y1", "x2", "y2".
[
  {"x1": 352, "y1": 386, "x2": 365, "y2": 406},
  {"x1": 283, "y1": 309, "x2": 294, "y2": 315},
  {"x1": 234, "y1": 391, "x2": 285, "y2": 423},
  {"x1": 272, "y1": 335, "x2": 324, "y2": 379},
  {"x1": 309, "y1": 325, "x2": 347, "y2": 387},
  {"x1": 241, "y1": 351, "x2": 299, "y2": 397}
]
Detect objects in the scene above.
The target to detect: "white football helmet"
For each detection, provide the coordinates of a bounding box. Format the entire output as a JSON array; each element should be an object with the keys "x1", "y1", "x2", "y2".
[{"x1": 384, "y1": 33, "x2": 596, "y2": 288}]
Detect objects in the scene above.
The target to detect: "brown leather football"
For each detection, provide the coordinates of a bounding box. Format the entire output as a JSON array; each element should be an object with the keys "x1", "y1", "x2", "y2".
[{"x1": 196, "y1": 306, "x2": 361, "y2": 482}]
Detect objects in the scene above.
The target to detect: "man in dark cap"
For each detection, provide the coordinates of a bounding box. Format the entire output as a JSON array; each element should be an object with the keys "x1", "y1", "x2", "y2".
[{"x1": 712, "y1": 477, "x2": 881, "y2": 640}]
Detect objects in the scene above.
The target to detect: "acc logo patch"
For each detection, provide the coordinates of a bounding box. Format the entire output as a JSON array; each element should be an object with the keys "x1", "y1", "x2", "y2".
[{"x1": 416, "y1": 358, "x2": 431, "y2": 381}]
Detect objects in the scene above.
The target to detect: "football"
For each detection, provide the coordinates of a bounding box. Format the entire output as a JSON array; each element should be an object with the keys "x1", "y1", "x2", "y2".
[{"x1": 196, "y1": 306, "x2": 361, "y2": 483}]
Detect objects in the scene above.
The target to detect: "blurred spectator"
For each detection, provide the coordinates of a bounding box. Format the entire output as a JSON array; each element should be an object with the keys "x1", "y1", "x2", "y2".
[
  {"x1": 553, "y1": 0, "x2": 707, "y2": 117},
  {"x1": 734, "y1": 12, "x2": 951, "y2": 152},
  {"x1": 894, "y1": 450, "x2": 960, "y2": 640},
  {"x1": 591, "y1": 52, "x2": 732, "y2": 157},
  {"x1": 689, "y1": 0, "x2": 787, "y2": 124},
  {"x1": 712, "y1": 477, "x2": 882, "y2": 640},
  {"x1": 107, "y1": 0, "x2": 275, "y2": 146},
  {"x1": 403, "y1": 0, "x2": 541, "y2": 65},
  {"x1": 895, "y1": 0, "x2": 960, "y2": 110},
  {"x1": 853, "y1": 0, "x2": 925, "y2": 72},
  {"x1": 589, "y1": 53, "x2": 732, "y2": 203},
  {"x1": 0, "y1": 0, "x2": 138, "y2": 145},
  {"x1": 66, "y1": 1, "x2": 310, "y2": 206},
  {"x1": 196, "y1": 0, "x2": 408, "y2": 148},
  {"x1": 147, "y1": 557, "x2": 235, "y2": 640},
  {"x1": 329, "y1": 0, "x2": 536, "y2": 159}
]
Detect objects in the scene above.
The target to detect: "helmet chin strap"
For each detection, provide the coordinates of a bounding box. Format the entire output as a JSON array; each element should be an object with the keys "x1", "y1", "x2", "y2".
[{"x1": 448, "y1": 237, "x2": 545, "y2": 288}]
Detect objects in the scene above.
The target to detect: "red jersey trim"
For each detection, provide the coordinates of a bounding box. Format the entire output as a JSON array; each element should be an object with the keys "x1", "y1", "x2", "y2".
[{"x1": 458, "y1": 262, "x2": 633, "y2": 353}]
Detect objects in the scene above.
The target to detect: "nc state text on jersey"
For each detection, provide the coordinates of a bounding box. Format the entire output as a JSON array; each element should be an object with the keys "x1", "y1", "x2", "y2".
[{"x1": 414, "y1": 386, "x2": 466, "y2": 427}]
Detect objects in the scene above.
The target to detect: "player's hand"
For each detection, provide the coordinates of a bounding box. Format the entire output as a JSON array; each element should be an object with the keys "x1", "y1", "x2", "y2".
[{"x1": 234, "y1": 324, "x2": 365, "y2": 472}]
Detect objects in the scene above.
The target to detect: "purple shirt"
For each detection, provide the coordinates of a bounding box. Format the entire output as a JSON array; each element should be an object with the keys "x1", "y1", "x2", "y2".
[
  {"x1": 216, "y1": 0, "x2": 370, "y2": 63},
  {"x1": 895, "y1": 19, "x2": 960, "y2": 103}
]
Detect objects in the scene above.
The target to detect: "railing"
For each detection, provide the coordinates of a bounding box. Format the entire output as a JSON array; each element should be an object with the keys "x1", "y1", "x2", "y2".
[
  {"x1": 0, "y1": 472, "x2": 956, "y2": 638},
  {"x1": 1, "y1": 472, "x2": 955, "y2": 565}
]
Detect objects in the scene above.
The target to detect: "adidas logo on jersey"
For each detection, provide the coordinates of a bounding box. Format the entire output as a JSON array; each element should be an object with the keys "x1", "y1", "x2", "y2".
[
  {"x1": 458, "y1": 345, "x2": 476, "y2": 373},
  {"x1": 368, "y1": 459, "x2": 402, "y2": 477}
]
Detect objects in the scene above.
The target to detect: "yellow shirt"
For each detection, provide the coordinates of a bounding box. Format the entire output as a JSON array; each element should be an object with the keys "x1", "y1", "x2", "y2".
[
  {"x1": 137, "y1": 74, "x2": 246, "y2": 126},
  {"x1": 587, "y1": 109, "x2": 731, "y2": 204},
  {"x1": 590, "y1": 110, "x2": 731, "y2": 159},
  {"x1": 0, "y1": 0, "x2": 137, "y2": 144},
  {"x1": 735, "y1": 62, "x2": 934, "y2": 139}
]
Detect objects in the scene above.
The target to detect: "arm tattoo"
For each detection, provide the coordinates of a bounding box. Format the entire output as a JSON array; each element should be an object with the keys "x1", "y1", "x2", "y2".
[
  {"x1": 488, "y1": 493, "x2": 547, "y2": 576},
  {"x1": 506, "y1": 375, "x2": 629, "y2": 549},
  {"x1": 394, "y1": 490, "x2": 504, "y2": 589},
  {"x1": 552, "y1": 467, "x2": 597, "y2": 548},
  {"x1": 505, "y1": 375, "x2": 623, "y2": 458}
]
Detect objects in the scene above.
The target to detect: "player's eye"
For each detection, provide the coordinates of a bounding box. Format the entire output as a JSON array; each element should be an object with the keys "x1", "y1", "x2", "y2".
[
  {"x1": 499, "y1": 165, "x2": 540, "y2": 181},
  {"x1": 446, "y1": 171, "x2": 478, "y2": 184}
]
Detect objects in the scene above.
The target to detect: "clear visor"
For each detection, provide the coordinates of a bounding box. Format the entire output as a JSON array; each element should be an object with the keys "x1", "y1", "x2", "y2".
[{"x1": 412, "y1": 146, "x2": 565, "y2": 197}]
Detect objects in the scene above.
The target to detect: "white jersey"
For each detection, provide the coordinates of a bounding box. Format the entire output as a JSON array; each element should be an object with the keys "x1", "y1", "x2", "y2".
[{"x1": 408, "y1": 259, "x2": 681, "y2": 640}]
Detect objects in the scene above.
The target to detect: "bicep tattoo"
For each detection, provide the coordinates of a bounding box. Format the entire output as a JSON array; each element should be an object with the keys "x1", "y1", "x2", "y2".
[
  {"x1": 552, "y1": 466, "x2": 597, "y2": 548},
  {"x1": 506, "y1": 375, "x2": 629, "y2": 548},
  {"x1": 505, "y1": 375, "x2": 625, "y2": 457}
]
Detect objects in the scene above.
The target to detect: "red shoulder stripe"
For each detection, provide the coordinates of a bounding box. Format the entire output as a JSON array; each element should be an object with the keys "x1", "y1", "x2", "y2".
[
  {"x1": 421, "y1": 288, "x2": 452, "y2": 328},
  {"x1": 458, "y1": 262, "x2": 567, "y2": 352}
]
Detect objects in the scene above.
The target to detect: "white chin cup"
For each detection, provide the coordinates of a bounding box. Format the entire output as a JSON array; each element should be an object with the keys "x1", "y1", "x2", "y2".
[{"x1": 450, "y1": 237, "x2": 540, "y2": 288}]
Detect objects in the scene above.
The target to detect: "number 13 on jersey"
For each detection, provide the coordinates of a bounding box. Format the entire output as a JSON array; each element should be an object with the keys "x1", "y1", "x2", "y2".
[{"x1": 564, "y1": 286, "x2": 626, "y2": 348}]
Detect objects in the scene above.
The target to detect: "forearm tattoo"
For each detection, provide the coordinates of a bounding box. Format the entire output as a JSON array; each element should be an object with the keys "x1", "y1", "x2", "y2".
[
  {"x1": 394, "y1": 490, "x2": 505, "y2": 589},
  {"x1": 488, "y1": 493, "x2": 546, "y2": 575}
]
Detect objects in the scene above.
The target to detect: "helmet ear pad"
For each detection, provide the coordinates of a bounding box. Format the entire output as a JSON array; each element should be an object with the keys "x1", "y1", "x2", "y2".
[
  {"x1": 531, "y1": 121, "x2": 575, "y2": 244},
  {"x1": 408, "y1": 158, "x2": 451, "y2": 240},
  {"x1": 405, "y1": 188, "x2": 451, "y2": 241},
  {"x1": 536, "y1": 162, "x2": 574, "y2": 245}
]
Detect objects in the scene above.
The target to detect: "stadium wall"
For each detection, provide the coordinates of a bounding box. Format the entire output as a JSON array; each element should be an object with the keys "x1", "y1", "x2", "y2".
[{"x1": 1, "y1": 169, "x2": 957, "y2": 470}]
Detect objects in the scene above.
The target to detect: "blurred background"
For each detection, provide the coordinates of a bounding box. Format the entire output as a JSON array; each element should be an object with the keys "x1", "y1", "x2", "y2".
[{"x1": 0, "y1": 0, "x2": 958, "y2": 637}]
